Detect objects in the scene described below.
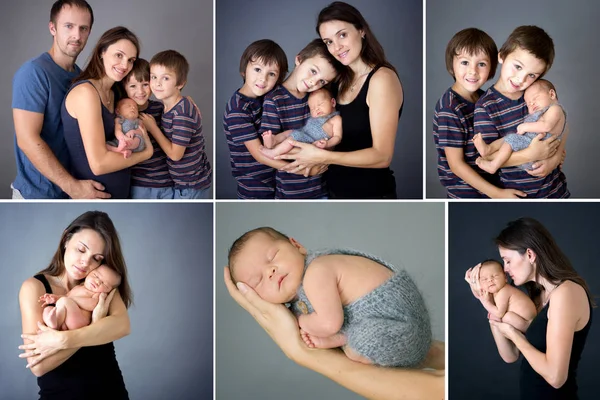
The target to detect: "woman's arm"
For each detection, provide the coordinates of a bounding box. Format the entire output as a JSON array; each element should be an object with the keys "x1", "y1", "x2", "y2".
[
  {"x1": 20, "y1": 285, "x2": 129, "y2": 374},
  {"x1": 489, "y1": 322, "x2": 520, "y2": 363},
  {"x1": 277, "y1": 68, "x2": 402, "y2": 171},
  {"x1": 491, "y1": 283, "x2": 585, "y2": 388},
  {"x1": 66, "y1": 83, "x2": 152, "y2": 175},
  {"x1": 224, "y1": 267, "x2": 444, "y2": 400}
]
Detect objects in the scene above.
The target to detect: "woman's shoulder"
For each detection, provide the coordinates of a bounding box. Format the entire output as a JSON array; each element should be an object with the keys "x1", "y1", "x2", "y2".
[
  {"x1": 550, "y1": 281, "x2": 588, "y2": 311},
  {"x1": 19, "y1": 276, "x2": 46, "y2": 298},
  {"x1": 368, "y1": 67, "x2": 403, "y2": 100}
]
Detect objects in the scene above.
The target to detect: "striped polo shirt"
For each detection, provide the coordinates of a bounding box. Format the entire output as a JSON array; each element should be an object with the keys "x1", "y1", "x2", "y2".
[
  {"x1": 131, "y1": 100, "x2": 173, "y2": 188},
  {"x1": 474, "y1": 86, "x2": 569, "y2": 198},
  {"x1": 433, "y1": 88, "x2": 488, "y2": 198},
  {"x1": 161, "y1": 97, "x2": 212, "y2": 190},
  {"x1": 223, "y1": 91, "x2": 275, "y2": 199},
  {"x1": 259, "y1": 85, "x2": 326, "y2": 199}
]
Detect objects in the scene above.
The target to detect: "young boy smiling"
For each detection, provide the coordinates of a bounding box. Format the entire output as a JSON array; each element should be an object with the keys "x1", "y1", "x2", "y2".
[
  {"x1": 223, "y1": 39, "x2": 288, "y2": 199},
  {"x1": 473, "y1": 26, "x2": 568, "y2": 198},
  {"x1": 141, "y1": 50, "x2": 212, "y2": 199}
]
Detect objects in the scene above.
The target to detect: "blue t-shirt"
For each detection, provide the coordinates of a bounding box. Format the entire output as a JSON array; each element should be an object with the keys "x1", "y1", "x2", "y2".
[{"x1": 12, "y1": 52, "x2": 81, "y2": 199}]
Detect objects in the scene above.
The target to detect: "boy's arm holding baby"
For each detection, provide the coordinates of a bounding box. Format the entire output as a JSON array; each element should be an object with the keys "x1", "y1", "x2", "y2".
[{"x1": 297, "y1": 259, "x2": 344, "y2": 339}]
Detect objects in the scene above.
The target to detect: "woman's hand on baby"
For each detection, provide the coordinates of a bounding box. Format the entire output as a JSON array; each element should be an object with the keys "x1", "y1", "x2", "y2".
[
  {"x1": 489, "y1": 320, "x2": 519, "y2": 340},
  {"x1": 19, "y1": 322, "x2": 65, "y2": 368},
  {"x1": 465, "y1": 264, "x2": 484, "y2": 298},
  {"x1": 276, "y1": 140, "x2": 327, "y2": 174},
  {"x1": 528, "y1": 133, "x2": 559, "y2": 160},
  {"x1": 224, "y1": 267, "x2": 305, "y2": 361},
  {"x1": 91, "y1": 289, "x2": 117, "y2": 323}
]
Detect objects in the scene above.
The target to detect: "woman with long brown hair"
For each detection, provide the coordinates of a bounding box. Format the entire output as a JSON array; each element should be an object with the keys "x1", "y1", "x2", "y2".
[
  {"x1": 277, "y1": 1, "x2": 403, "y2": 199},
  {"x1": 18, "y1": 211, "x2": 132, "y2": 399},
  {"x1": 62, "y1": 27, "x2": 153, "y2": 199},
  {"x1": 466, "y1": 217, "x2": 594, "y2": 399}
]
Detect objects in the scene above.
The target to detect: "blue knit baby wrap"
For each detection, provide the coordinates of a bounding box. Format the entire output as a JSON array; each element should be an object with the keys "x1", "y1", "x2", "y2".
[
  {"x1": 290, "y1": 248, "x2": 432, "y2": 367},
  {"x1": 290, "y1": 111, "x2": 339, "y2": 143},
  {"x1": 503, "y1": 103, "x2": 567, "y2": 170},
  {"x1": 107, "y1": 117, "x2": 145, "y2": 152}
]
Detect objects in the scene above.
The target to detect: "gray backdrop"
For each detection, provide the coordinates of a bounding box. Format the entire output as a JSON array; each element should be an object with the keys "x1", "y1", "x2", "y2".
[
  {"x1": 1, "y1": 0, "x2": 213, "y2": 199},
  {"x1": 216, "y1": 203, "x2": 445, "y2": 399},
  {"x1": 449, "y1": 203, "x2": 600, "y2": 399},
  {"x1": 426, "y1": 0, "x2": 600, "y2": 198},
  {"x1": 0, "y1": 203, "x2": 213, "y2": 400},
  {"x1": 216, "y1": 0, "x2": 423, "y2": 199}
]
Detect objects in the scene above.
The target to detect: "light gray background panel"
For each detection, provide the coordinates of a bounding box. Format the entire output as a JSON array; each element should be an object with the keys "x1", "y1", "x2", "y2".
[
  {"x1": 426, "y1": 0, "x2": 600, "y2": 198},
  {"x1": 216, "y1": 202, "x2": 445, "y2": 399},
  {"x1": 216, "y1": 0, "x2": 423, "y2": 199},
  {"x1": 1, "y1": 0, "x2": 213, "y2": 198},
  {"x1": 0, "y1": 203, "x2": 213, "y2": 399}
]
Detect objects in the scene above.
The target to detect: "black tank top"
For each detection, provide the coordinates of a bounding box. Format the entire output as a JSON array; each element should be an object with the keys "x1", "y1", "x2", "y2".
[
  {"x1": 61, "y1": 80, "x2": 131, "y2": 199},
  {"x1": 326, "y1": 66, "x2": 401, "y2": 199},
  {"x1": 519, "y1": 294, "x2": 592, "y2": 399},
  {"x1": 33, "y1": 274, "x2": 129, "y2": 400}
]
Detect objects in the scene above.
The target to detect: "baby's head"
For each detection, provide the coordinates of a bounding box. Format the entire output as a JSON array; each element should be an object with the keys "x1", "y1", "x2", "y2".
[
  {"x1": 116, "y1": 98, "x2": 139, "y2": 120},
  {"x1": 308, "y1": 88, "x2": 336, "y2": 118},
  {"x1": 84, "y1": 265, "x2": 121, "y2": 293},
  {"x1": 228, "y1": 227, "x2": 306, "y2": 304},
  {"x1": 479, "y1": 259, "x2": 507, "y2": 293},
  {"x1": 294, "y1": 39, "x2": 343, "y2": 94},
  {"x1": 524, "y1": 79, "x2": 558, "y2": 114},
  {"x1": 239, "y1": 39, "x2": 288, "y2": 97},
  {"x1": 445, "y1": 28, "x2": 498, "y2": 86}
]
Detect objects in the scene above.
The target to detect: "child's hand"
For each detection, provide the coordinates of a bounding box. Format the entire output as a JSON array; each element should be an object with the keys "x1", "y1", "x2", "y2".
[
  {"x1": 38, "y1": 294, "x2": 59, "y2": 306},
  {"x1": 140, "y1": 113, "x2": 158, "y2": 132},
  {"x1": 516, "y1": 124, "x2": 526, "y2": 135}
]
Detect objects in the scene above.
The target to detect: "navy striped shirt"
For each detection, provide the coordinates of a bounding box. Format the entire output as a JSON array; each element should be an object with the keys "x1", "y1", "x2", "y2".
[
  {"x1": 474, "y1": 87, "x2": 569, "y2": 198},
  {"x1": 433, "y1": 88, "x2": 489, "y2": 198},
  {"x1": 131, "y1": 100, "x2": 173, "y2": 188},
  {"x1": 161, "y1": 97, "x2": 211, "y2": 190},
  {"x1": 223, "y1": 91, "x2": 275, "y2": 199},
  {"x1": 259, "y1": 85, "x2": 326, "y2": 199}
]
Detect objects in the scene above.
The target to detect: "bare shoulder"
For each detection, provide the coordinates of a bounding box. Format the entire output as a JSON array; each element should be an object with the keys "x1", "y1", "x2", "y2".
[
  {"x1": 553, "y1": 280, "x2": 587, "y2": 303},
  {"x1": 19, "y1": 277, "x2": 46, "y2": 301},
  {"x1": 68, "y1": 81, "x2": 97, "y2": 99},
  {"x1": 370, "y1": 67, "x2": 402, "y2": 90}
]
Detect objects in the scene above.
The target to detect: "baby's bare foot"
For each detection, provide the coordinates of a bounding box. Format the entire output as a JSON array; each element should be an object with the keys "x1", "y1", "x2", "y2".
[
  {"x1": 259, "y1": 145, "x2": 278, "y2": 160},
  {"x1": 476, "y1": 157, "x2": 498, "y2": 174},
  {"x1": 123, "y1": 150, "x2": 133, "y2": 159},
  {"x1": 305, "y1": 332, "x2": 347, "y2": 349},
  {"x1": 300, "y1": 330, "x2": 316, "y2": 348},
  {"x1": 261, "y1": 131, "x2": 274, "y2": 149},
  {"x1": 473, "y1": 134, "x2": 490, "y2": 157}
]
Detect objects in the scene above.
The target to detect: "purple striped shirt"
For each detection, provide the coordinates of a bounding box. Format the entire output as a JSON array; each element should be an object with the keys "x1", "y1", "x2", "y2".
[
  {"x1": 223, "y1": 91, "x2": 275, "y2": 199},
  {"x1": 433, "y1": 88, "x2": 488, "y2": 198},
  {"x1": 474, "y1": 87, "x2": 569, "y2": 198},
  {"x1": 161, "y1": 97, "x2": 211, "y2": 190},
  {"x1": 131, "y1": 100, "x2": 173, "y2": 188},
  {"x1": 259, "y1": 85, "x2": 326, "y2": 199}
]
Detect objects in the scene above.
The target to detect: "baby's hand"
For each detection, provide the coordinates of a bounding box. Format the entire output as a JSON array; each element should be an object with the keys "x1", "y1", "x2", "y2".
[
  {"x1": 516, "y1": 124, "x2": 526, "y2": 135},
  {"x1": 38, "y1": 293, "x2": 59, "y2": 306}
]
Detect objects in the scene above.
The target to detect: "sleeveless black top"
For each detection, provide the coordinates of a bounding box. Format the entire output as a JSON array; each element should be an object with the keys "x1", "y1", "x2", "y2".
[
  {"x1": 326, "y1": 66, "x2": 402, "y2": 199},
  {"x1": 61, "y1": 80, "x2": 131, "y2": 199},
  {"x1": 519, "y1": 294, "x2": 592, "y2": 399},
  {"x1": 33, "y1": 274, "x2": 129, "y2": 400}
]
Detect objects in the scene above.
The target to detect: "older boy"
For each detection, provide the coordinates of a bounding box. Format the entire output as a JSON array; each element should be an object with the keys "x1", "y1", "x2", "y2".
[
  {"x1": 141, "y1": 50, "x2": 212, "y2": 199},
  {"x1": 223, "y1": 39, "x2": 288, "y2": 199},
  {"x1": 433, "y1": 28, "x2": 525, "y2": 199},
  {"x1": 473, "y1": 26, "x2": 568, "y2": 198},
  {"x1": 12, "y1": 0, "x2": 109, "y2": 199}
]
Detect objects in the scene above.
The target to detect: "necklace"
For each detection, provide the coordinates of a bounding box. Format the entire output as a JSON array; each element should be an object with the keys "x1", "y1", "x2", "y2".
[
  {"x1": 97, "y1": 81, "x2": 112, "y2": 106},
  {"x1": 350, "y1": 67, "x2": 372, "y2": 92},
  {"x1": 542, "y1": 283, "x2": 559, "y2": 307}
]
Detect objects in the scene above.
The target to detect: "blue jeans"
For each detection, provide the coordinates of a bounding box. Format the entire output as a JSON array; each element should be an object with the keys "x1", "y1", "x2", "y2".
[
  {"x1": 130, "y1": 186, "x2": 174, "y2": 199},
  {"x1": 173, "y1": 186, "x2": 211, "y2": 199}
]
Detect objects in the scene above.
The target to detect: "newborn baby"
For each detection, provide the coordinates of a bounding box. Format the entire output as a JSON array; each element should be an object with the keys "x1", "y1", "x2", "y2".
[
  {"x1": 260, "y1": 88, "x2": 343, "y2": 159},
  {"x1": 475, "y1": 259, "x2": 536, "y2": 332},
  {"x1": 106, "y1": 98, "x2": 146, "y2": 158},
  {"x1": 228, "y1": 227, "x2": 431, "y2": 367},
  {"x1": 39, "y1": 265, "x2": 121, "y2": 331}
]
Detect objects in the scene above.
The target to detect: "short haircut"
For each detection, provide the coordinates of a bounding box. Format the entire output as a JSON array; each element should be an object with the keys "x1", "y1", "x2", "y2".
[
  {"x1": 239, "y1": 39, "x2": 288, "y2": 86},
  {"x1": 445, "y1": 28, "x2": 498, "y2": 80},
  {"x1": 499, "y1": 26, "x2": 555, "y2": 78},
  {"x1": 124, "y1": 58, "x2": 150, "y2": 83},
  {"x1": 480, "y1": 259, "x2": 503, "y2": 273},
  {"x1": 50, "y1": 0, "x2": 94, "y2": 27},
  {"x1": 228, "y1": 227, "x2": 289, "y2": 281},
  {"x1": 530, "y1": 78, "x2": 558, "y2": 99},
  {"x1": 150, "y1": 50, "x2": 189, "y2": 86}
]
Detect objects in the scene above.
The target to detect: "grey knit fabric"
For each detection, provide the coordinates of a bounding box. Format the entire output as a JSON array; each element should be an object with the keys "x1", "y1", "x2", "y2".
[
  {"x1": 107, "y1": 118, "x2": 146, "y2": 152},
  {"x1": 290, "y1": 248, "x2": 432, "y2": 367},
  {"x1": 290, "y1": 111, "x2": 339, "y2": 143},
  {"x1": 504, "y1": 103, "x2": 566, "y2": 171}
]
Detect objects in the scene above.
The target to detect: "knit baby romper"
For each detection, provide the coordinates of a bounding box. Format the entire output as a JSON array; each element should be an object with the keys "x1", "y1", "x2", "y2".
[
  {"x1": 290, "y1": 248, "x2": 432, "y2": 367},
  {"x1": 290, "y1": 112, "x2": 340, "y2": 143}
]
